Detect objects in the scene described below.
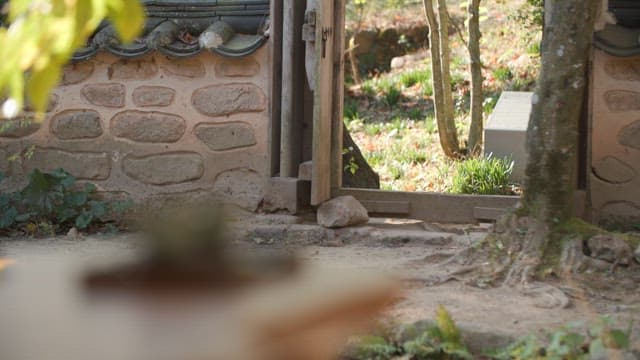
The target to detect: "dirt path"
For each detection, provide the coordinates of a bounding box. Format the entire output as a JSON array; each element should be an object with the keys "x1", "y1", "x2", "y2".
[{"x1": 1, "y1": 217, "x2": 639, "y2": 351}]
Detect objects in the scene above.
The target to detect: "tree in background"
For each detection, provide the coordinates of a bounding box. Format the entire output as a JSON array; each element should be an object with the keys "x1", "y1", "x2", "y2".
[
  {"x1": 0, "y1": 0, "x2": 144, "y2": 118},
  {"x1": 422, "y1": 0, "x2": 484, "y2": 159}
]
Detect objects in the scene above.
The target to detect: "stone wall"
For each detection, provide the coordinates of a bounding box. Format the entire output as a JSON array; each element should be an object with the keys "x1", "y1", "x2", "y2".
[
  {"x1": 590, "y1": 50, "x2": 640, "y2": 226},
  {"x1": 0, "y1": 48, "x2": 271, "y2": 212}
]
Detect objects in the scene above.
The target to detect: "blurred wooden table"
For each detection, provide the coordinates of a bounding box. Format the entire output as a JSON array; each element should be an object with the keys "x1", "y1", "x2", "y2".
[{"x1": 0, "y1": 252, "x2": 397, "y2": 360}]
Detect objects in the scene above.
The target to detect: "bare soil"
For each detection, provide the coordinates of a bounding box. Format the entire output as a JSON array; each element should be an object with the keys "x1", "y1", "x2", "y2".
[{"x1": 1, "y1": 217, "x2": 639, "y2": 351}]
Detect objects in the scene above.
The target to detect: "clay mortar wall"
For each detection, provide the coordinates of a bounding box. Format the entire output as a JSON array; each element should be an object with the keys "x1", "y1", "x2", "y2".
[
  {"x1": 590, "y1": 49, "x2": 640, "y2": 225},
  {"x1": 0, "y1": 48, "x2": 271, "y2": 212}
]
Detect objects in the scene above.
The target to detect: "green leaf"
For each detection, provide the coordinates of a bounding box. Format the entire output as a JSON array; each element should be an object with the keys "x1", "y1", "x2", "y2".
[
  {"x1": 26, "y1": 64, "x2": 62, "y2": 114},
  {"x1": 107, "y1": 0, "x2": 145, "y2": 42},
  {"x1": 602, "y1": 329, "x2": 630, "y2": 350},
  {"x1": 0, "y1": 206, "x2": 18, "y2": 228},
  {"x1": 89, "y1": 200, "x2": 107, "y2": 218},
  {"x1": 75, "y1": 211, "x2": 93, "y2": 230}
]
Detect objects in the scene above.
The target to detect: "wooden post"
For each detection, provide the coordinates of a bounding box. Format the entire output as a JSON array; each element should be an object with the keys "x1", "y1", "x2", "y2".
[
  {"x1": 269, "y1": 0, "x2": 283, "y2": 176},
  {"x1": 279, "y1": 0, "x2": 306, "y2": 177},
  {"x1": 331, "y1": 0, "x2": 346, "y2": 192}
]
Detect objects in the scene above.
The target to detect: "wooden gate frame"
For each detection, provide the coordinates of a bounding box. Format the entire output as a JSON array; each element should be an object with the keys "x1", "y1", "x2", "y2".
[{"x1": 270, "y1": 0, "x2": 520, "y2": 223}]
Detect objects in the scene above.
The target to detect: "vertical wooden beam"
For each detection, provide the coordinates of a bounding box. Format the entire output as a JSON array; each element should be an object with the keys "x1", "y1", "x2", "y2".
[
  {"x1": 311, "y1": 0, "x2": 335, "y2": 205},
  {"x1": 279, "y1": 0, "x2": 305, "y2": 177},
  {"x1": 269, "y1": 0, "x2": 283, "y2": 176},
  {"x1": 331, "y1": 0, "x2": 346, "y2": 193}
]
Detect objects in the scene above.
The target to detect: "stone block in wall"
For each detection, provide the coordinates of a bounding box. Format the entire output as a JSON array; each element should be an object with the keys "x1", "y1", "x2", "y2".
[
  {"x1": 82, "y1": 83, "x2": 126, "y2": 108},
  {"x1": 108, "y1": 58, "x2": 158, "y2": 80},
  {"x1": 213, "y1": 168, "x2": 264, "y2": 211},
  {"x1": 0, "y1": 116, "x2": 41, "y2": 138},
  {"x1": 111, "y1": 110, "x2": 185, "y2": 143},
  {"x1": 604, "y1": 59, "x2": 640, "y2": 81},
  {"x1": 194, "y1": 123, "x2": 256, "y2": 151},
  {"x1": 23, "y1": 148, "x2": 111, "y2": 180},
  {"x1": 51, "y1": 109, "x2": 103, "y2": 140},
  {"x1": 0, "y1": 148, "x2": 8, "y2": 174},
  {"x1": 599, "y1": 201, "x2": 640, "y2": 227},
  {"x1": 592, "y1": 156, "x2": 636, "y2": 184},
  {"x1": 123, "y1": 152, "x2": 204, "y2": 185},
  {"x1": 192, "y1": 83, "x2": 266, "y2": 117},
  {"x1": 161, "y1": 57, "x2": 205, "y2": 78},
  {"x1": 132, "y1": 86, "x2": 175, "y2": 107},
  {"x1": 618, "y1": 120, "x2": 640, "y2": 151},
  {"x1": 604, "y1": 90, "x2": 640, "y2": 112},
  {"x1": 61, "y1": 62, "x2": 95, "y2": 85},
  {"x1": 215, "y1": 57, "x2": 260, "y2": 77}
]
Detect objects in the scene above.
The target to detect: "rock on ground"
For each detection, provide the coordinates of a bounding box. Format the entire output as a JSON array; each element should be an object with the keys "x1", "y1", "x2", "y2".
[
  {"x1": 317, "y1": 195, "x2": 369, "y2": 228},
  {"x1": 587, "y1": 234, "x2": 633, "y2": 265}
]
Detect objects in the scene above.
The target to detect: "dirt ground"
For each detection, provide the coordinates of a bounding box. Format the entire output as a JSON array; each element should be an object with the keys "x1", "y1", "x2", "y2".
[{"x1": 1, "y1": 215, "x2": 639, "y2": 353}]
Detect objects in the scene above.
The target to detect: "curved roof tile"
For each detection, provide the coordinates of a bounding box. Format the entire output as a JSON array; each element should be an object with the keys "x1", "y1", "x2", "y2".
[{"x1": 72, "y1": 0, "x2": 269, "y2": 61}]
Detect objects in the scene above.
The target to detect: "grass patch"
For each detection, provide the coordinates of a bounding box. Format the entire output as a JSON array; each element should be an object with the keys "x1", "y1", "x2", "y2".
[{"x1": 450, "y1": 156, "x2": 514, "y2": 195}]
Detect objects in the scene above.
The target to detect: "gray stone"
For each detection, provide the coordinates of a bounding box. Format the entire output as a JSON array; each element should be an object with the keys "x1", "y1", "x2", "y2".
[
  {"x1": 108, "y1": 58, "x2": 158, "y2": 80},
  {"x1": 592, "y1": 156, "x2": 636, "y2": 184},
  {"x1": 215, "y1": 57, "x2": 260, "y2": 77},
  {"x1": 600, "y1": 201, "x2": 640, "y2": 227},
  {"x1": 51, "y1": 110, "x2": 103, "y2": 140},
  {"x1": 194, "y1": 123, "x2": 256, "y2": 151},
  {"x1": 213, "y1": 168, "x2": 264, "y2": 211},
  {"x1": 61, "y1": 62, "x2": 95, "y2": 85},
  {"x1": 192, "y1": 83, "x2": 266, "y2": 116},
  {"x1": 587, "y1": 234, "x2": 633, "y2": 265},
  {"x1": 23, "y1": 148, "x2": 110, "y2": 180},
  {"x1": 132, "y1": 86, "x2": 175, "y2": 107},
  {"x1": 81, "y1": 83, "x2": 125, "y2": 108},
  {"x1": 604, "y1": 59, "x2": 640, "y2": 81},
  {"x1": 0, "y1": 149, "x2": 8, "y2": 174},
  {"x1": 604, "y1": 90, "x2": 640, "y2": 112},
  {"x1": 618, "y1": 121, "x2": 640, "y2": 151},
  {"x1": 317, "y1": 195, "x2": 369, "y2": 228},
  {"x1": 161, "y1": 58, "x2": 205, "y2": 78},
  {"x1": 111, "y1": 110, "x2": 185, "y2": 143},
  {"x1": 0, "y1": 116, "x2": 40, "y2": 138},
  {"x1": 123, "y1": 153, "x2": 204, "y2": 185}
]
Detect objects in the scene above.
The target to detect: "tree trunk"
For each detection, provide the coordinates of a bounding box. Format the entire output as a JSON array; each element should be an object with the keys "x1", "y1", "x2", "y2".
[
  {"x1": 466, "y1": 0, "x2": 483, "y2": 156},
  {"x1": 422, "y1": 0, "x2": 460, "y2": 158},
  {"x1": 522, "y1": 0, "x2": 598, "y2": 225}
]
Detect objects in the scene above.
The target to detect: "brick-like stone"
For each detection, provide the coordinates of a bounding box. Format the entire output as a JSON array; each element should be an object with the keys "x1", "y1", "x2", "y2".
[
  {"x1": 592, "y1": 156, "x2": 636, "y2": 184},
  {"x1": 108, "y1": 58, "x2": 158, "y2": 80},
  {"x1": 213, "y1": 168, "x2": 264, "y2": 211},
  {"x1": 132, "y1": 86, "x2": 175, "y2": 107},
  {"x1": 600, "y1": 201, "x2": 640, "y2": 225},
  {"x1": 194, "y1": 123, "x2": 257, "y2": 151},
  {"x1": 82, "y1": 83, "x2": 126, "y2": 107},
  {"x1": 51, "y1": 109, "x2": 103, "y2": 140},
  {"x1": 192, "y1": 83, "x2": 266, "y2": 116},
  {"x1": 604, "y1": 59, "x2": 640, "y2": 81},
  {"x1": 619, "y1": 121, "x2": 640, "y2": 150},
  {"x1": 61, "y1": 62, "x2": 95, "y2": 85},
  {"x1": 604, "y1": 90, "x2": 640, "y2": 112},
  {"x1": 0, "y1": 149, "x2": 8, "y2": 173},
  {"x1": 111, "y1": 110, "x2": 185, "y2": 143},
  {"x1": 24, "y1": 148, "x2": 110, "y2": 180},
  {"x1": 161, "y1": 57, "x2": 205, "y2": 78},
  {"x1": 215, "y1": 57, "x2": 260, "y2": 77},
  {"x1": 123, "y1": 153, "x2": 204, "y2": 185},
  {"x1": 0, "y1": 116, "x2": 41, "y2": 138}
]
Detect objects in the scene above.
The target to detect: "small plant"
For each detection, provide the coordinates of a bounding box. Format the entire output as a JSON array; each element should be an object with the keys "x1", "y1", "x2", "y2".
[
  {"x1": 398, "y1": 68, "x2": 432, "y2": 89},
  {"x1": 0, "y1": 168, "x2": 132, "y2": 236},
  {"x1": 450, "y1": 155, "x2": 514, "y2": 195},
  {"x1": 488, "y1": 317, "x2": 634, "y2": 360},
  {"x1": 343, "y1": 146, "x2": 360, "y2": 175}
]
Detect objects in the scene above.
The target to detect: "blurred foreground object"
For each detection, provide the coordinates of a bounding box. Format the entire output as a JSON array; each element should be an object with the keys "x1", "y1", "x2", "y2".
[{"x1": 0, "y1": 206, "x2": 398, "y2": 360}]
